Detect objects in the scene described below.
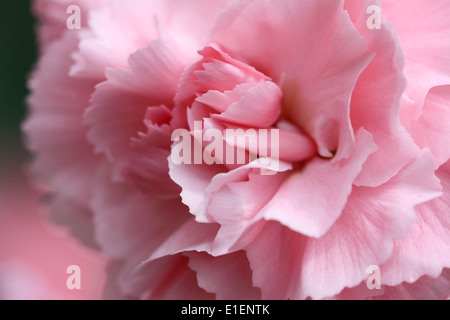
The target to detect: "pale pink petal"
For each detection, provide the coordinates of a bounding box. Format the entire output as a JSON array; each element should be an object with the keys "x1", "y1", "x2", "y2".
[
  {"x1": 23, "y1": 32, "x2": 101, "y2": 204},
  {"x1": 33, "y1": 0, "x2": 106, "y2": 50},
  {"x1": 155, "y1": 0, "x2": 231, "y2": 57},
  {"x1": 373, "y1": 270, "x2": 450, "y2": 300},
  {"x1": 91, "y1": 165, "x2": 189, "y2": 264},
  {"x1": 132, "y1": 255, "x2": 215, "y2": 300},
  {"x1": 245, "y1": 151, "x2": 441, "y2": 299},
  {"x1": 146, "y1": 218, "x2": 219, "y2": 262},
  {"x1": 298, "y1": 151, "x2": 441, "y2": 299},
  {"x1": 382, "y1": 0, "x2": 450, "y2": 122},
  {"x1": 261, "y1": 128, "x2": 377, "y2": 238},
  {"x1": 333, "y1": 270, "x2": 450, "y2": 300},
  {"x1": 70, "y1": 0, "x2": 161, "y2": 79},
  {"x1": 196, "y1": 84, "x2": 253, "y2": 114},
  {"x1": 168, "y1": 155, "x2": 226, "y2": 220},
  {"x1": 407, "y1": 86, "x2": 450, "y2": 168},
  {"x1": 186, "y1": 251, "x2": 261, "y2": 300},
  {"x1": 196, "y1": 160, "x2": 292, "y2": 223},
  {"x1": 344, "y1": 0, "x2": 421, "y2": 187},
  {"x1": 211, "y1": 0, "x2": 374, "y2": 159},
  {"x1": 71, "y1": 0, "x2": 230, "y2": 79},
  {"x1": 380, "y1": 162, "x2": 450, "y2": 286},
  {"x1": 174, "y1": 45, "x2": 269, "y2": 113},
  {"x1": 85, "y1": 34, "x2": 186, "y2": 177},
  {"x1": 205, "y1": 165, "x2": 289, "y2": 255},
  {"x1": 123, "y1": 110, "x2": 181, "y2": 196},
  {"x1": 244, "y1": 221, "x2": 306, "y2": 300},
  {"x1": 329, "y1": 281, "x2": 385, "y2": 300},
  {"x1": 206, "y1": 81, "x2": 282, "y2": 128}
]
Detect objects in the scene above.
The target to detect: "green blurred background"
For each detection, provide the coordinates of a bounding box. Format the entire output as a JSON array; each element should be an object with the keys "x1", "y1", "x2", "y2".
[{"x1": 0, "y1": 0, "x2": 36, "y2": 176}]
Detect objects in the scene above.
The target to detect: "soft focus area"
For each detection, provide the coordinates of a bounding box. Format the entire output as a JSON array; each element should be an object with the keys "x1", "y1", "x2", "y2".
[{"x1": 0, "y1": 1, "x2": 106, "y2": 300}]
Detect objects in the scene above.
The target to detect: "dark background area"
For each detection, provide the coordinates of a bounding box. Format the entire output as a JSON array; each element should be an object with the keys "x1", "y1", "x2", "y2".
[{"x1": 0, "y1": 0, "x2": 37, "y2": 175}]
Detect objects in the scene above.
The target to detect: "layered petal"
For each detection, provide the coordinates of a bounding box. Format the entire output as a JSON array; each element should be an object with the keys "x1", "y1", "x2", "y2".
[
  {"x1": 71, "y1": 0, "x2": 230, "y2": 79},
  {"x1": 261, "y1": 128, "x2": 377, "y2": 238},
  {"x1": 382, "y1": 0, "x2": 450, "y2": 122},
  {"x1": 380, "y1": 162, "x2": 450, "y2": 286},
  {"x1": 186, "y1": 251, "x2": 261, "y2": 300},
  {"x1": 406, "y1": 86, "x2": 450, "y2": 168},
  {"x1": 85, "y1": 33, "x2": 186, "y2": 177},
  {"x1": 33, "y1": 0, "x2": 106, "y2": 50},
  {"x1": 132, "y1": 255, "x2": 215, "y2": 300},
  {"x1": 211, "y1": 0, "x2": 374, "y2": 159},
  {"x1": 91, "y1": 165, "x2": 189, "y2": 264},
  {"x1": 374, "y1": 270, "x2": 450, "y2": 300},
  {"x1": 24, "y1": 31, "x2": 101, "y2": 204},
  {"x1": 344, "y1": 0, "x2": 421, "y2": 187},
  {"x1": 245, "y1": 151, "x2": 441, "y2": 299}
]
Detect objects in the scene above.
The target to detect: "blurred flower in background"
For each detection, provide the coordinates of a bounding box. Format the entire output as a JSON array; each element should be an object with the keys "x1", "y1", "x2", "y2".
[{"x1": 0, "y1": 0, "x2": 106, "y2": 300}]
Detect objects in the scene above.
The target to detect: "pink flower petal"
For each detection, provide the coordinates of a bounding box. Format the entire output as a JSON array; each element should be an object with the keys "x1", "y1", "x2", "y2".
[
  {"x1": 146, "y1": 218, "x2": 219, "y2": 262},
  {"x1": 380, "y1": 162, "x2": 450, "y2": 286},
  {"x1": 133, "y1": 255, "x2": 214, "y2": 300},
  {"x1": 23, "y1": 32, "x2": 101, "y2": 204},
  {"x1": 207, "y1": 81, "x2": 282, "y2": 128},
  {"x1": 85, "y1": 33, "x2": 186, "y2": 178},
  {"x1": 333, "y1": 270, "x2": 450, "y2": 300},
  {"x1": 186, "y1": 251, "x2": 261, "y2": 300},
  {"x1": 123, "y1": 111, "x2": 182, "y2": 196},
  {"x1": 344, "y1": 0, "x2": 422, "y2": 187},
  {"x1": 382, "y1": 0, "x2": 450, "y2": 123},
  {"x1": 374, "y1": 270, "x2": 450, "y2": 300},
  {"x1": 91, "y1": 165, "x2": 189, "y2": 264},
  {"x1": 211, "y1": 0, "x2": 374, "y2": 159},
  {"x1": 33, "y1": 0, "x2": 106, "y2": 50},
  {"x1": 245, "y1": 150, "x2": 441, "y2": 299},
  {"x1": 205, "y1": 165, "x2": 289, "y2": 255},
  {"x1": 71, "y1": 0, "x2": 230, "y2": 79},
  {"x1": 261, "y1": 128, "x2": 377, "y2": 238},
  {"x1": 70, "y1": 0, "x2": 161, "y2": 79},
  {"x1": 168, "y1": 157, "x2": 226, "y2": 221},
  {"x1": 407, "y1": 86, "x2": 450, "y2": 168}
]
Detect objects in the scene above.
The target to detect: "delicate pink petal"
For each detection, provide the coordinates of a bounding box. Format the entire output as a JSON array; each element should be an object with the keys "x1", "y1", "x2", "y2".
[
  {"x1": 382, "y1": 0, "x2": 450, "y2": 122},
  {"x1": 333, "y1": 270, "x2": 450, "y2": 300},
  {"x1": 245, "y1": 151, "x2": 441, "y2": 299},
  {"x1": 373, "y1": 270, "x2": 450, "y2": 300},
  {"x1": 261, "y1": 128, "x2": 377, "y2": 238},
  {"x1": 244, "y1": 221, "x2": 306, "y2": 300},
  {"x1": 329, "y1": 281, "x2": 385, "y2": 300},
  {"x1": 407, "y1": 86, "x2": 450, "y2": 168},
  {"x1": 91, "y1": 165, "x2": 189, "y2": 264},
  {"x1": 168, "y1": 156, "x2": 226, "y2": 220},
  {"x1": 33, "y1": 0, "x2": 106, "y2": 50},
  {"x1": 381, "y1": 162, "x2": 450, "y2": 286},
  {"x1": 344, "y1": 0, "x2": 421, "y2": 187},
  {"x1": 70, "y1": 0, "x2": 161, "y2": 79},
  {"x1": 146, "y1": 218, "x2": 219, "y2": 262},
  {"x1": 205, "y1": 165, "x2": 289, "y2": 255},
  {"x1": 207, "y1": 81, "x2": 282, "y2": 128},
  {"x1": 85, "y1": 34, "x2": 186, "y2": 177},
  {"x1": 123, "y1": 111, "x2": 181, "y2": 196},
  {"x1": 132, "y1": 255, "x2": 215, "y2": 300},
  {"x1": 23, "y1": 32, "x2": 101, "y2": 204},
  {"x1": 71, "y1": 0, "x2": 230, "y2": 79},
  {"x1": 175, "y1": 45, "x2": 269, "y2": 113},
  {"x1": 186, "y1": 251, "x2": 261, "y2": 300},
  {"x1": 211, "y1": 0, "x2": 374, "y2": 159}
]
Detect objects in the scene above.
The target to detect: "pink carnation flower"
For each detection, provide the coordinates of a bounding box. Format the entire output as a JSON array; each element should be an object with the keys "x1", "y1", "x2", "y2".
[{"x1": 24, "y1": 0, "x2": 450, "y2": 299}]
